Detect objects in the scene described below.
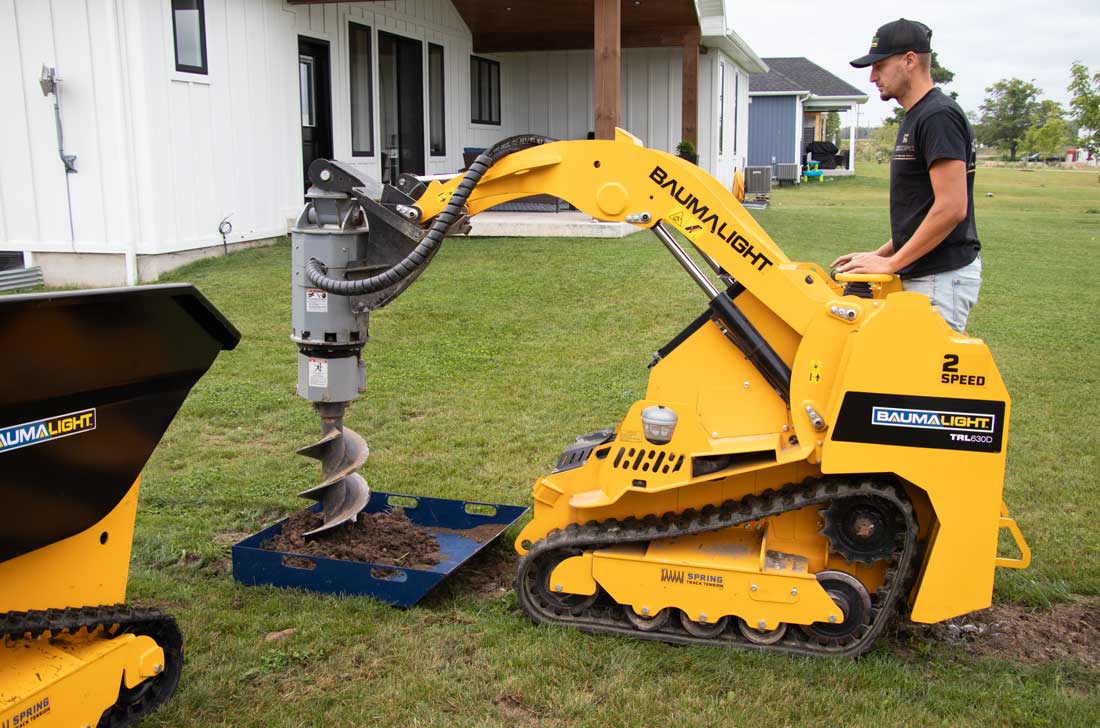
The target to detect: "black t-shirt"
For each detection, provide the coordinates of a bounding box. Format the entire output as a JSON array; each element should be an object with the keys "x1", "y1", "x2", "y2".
[{"x1": 890, "y1": 88, "x2": 980, "y2": 277}]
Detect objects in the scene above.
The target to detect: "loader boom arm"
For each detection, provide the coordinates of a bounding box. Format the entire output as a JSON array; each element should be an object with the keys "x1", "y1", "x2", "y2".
[{"x1": 415, "y1": 130, "x2": 835, "y2": 342}]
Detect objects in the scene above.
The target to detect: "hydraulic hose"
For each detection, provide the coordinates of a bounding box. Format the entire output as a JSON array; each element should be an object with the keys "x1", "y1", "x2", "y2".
[{"x1": 305, "y1": 134, "x2": 556, "y2": 296}]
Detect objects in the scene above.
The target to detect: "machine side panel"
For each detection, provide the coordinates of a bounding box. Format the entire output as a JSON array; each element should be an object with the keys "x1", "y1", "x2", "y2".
[
  {"x1": 0, "y1": 481, "x2": 139, "y2": 612},
  {"x1": 819, "y1": 292, "x2": 1011, "y2": 622}
]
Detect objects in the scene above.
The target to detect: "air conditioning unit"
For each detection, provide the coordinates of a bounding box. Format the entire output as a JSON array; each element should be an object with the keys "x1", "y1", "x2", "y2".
[
  {"x1": 744, "y1": 166, "x2": 772, "y2": 195},
  {"x1": 776, "y1": 163, "x2": 801, "y2": 185}
]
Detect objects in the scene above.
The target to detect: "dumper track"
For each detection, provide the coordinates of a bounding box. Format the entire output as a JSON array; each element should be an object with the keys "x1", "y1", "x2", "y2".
[
  {"x1": 516, "y1": 476, "x2": 916, "y2": 657},
  {"x1": 0, "y1": 605, "x2": 182, "y2": 727}
]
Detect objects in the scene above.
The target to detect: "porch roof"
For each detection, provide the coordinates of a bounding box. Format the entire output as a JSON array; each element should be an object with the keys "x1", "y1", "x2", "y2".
[
  {"x1": 287, "y1": 0, "x2": 766, "y2": 71},
  {"x1": 453, "y1": 0, "x2": 698, "y2": 51}
]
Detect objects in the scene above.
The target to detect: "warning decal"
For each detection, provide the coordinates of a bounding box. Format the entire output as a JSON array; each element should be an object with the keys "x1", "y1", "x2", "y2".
[
  {"x1": 308, "y1": 358, "x2": 329, "y2": 388},
  {"x1": 306, "y1": 289, "x2": 328, "y2": 313}
]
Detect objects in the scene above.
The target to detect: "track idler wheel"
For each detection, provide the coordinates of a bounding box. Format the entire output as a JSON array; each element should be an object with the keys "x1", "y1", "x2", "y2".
[
  {"x1": 623, "y1": 606, "x2": 671, "y2": 632},
  {"x1": 737, "y1": 618, "x2": 787, "y2": 645},
  {"x1": 679, "y1": 611, "x2": 730, "y2": 638},
  {"x1": 531, "y1": 551, "x2": 599, "y2": 616},
  {"x1": 820, "y1": 494, "x2": 904, "y2": 564},
  {"x1": 97, "y1": 616, "x2": 184, "y2": 728},
  {"x1": 800, "y1": 570, "x2": 872, "y2": 645}
]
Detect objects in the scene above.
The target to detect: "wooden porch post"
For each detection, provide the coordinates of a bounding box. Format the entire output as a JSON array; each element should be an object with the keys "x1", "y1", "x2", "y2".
[
  {"x1": 680, "y1": 28, "x2": 700, "y2": 147},
  {"x1": 594, "y1": 0, "x2": 620, "y2": 140}
]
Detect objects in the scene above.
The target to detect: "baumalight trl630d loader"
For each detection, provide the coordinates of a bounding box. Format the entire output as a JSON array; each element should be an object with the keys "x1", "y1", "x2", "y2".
[
  {"x1": 0, "y1": 285, "x2": 238, "y2": 726},
  {"x1": 293, "y1": 128, "x2": 1032, "y2": 657}
]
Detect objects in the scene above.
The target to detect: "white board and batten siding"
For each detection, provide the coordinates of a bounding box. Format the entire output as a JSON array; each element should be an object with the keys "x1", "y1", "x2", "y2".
[
  {"x1": 468, "y1": 45, "x2": 746, "y2": 186},
  {"x1": 1, "y1": 0, "x2": 750, "y2": 286},
  {"x1": 1, "y1": 0, "x2": 140, "y2": 259},
  {"x1": 699, "y1": 49, "x2": 749, "y2": 190}
]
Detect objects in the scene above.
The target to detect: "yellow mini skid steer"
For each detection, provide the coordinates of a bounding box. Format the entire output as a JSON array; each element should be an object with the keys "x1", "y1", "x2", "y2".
[
  {"x1": 299, "y1": 129, "x2": 1031, "y2": 656},
  {"x1": 0, "y1": 285, "x2": 238, "y2": 726}
]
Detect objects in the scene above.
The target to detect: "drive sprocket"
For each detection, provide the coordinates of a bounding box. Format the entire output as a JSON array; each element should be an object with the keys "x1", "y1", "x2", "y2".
[{"x1": 820, "y1": 494, "x2": 906, "y2": 565}]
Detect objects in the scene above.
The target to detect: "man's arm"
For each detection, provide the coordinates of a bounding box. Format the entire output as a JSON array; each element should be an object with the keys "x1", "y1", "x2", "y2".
[
  {"x1": 835, "y1": 158, "x2": 968, "y2": 274},
  {"x1": 831, "y1": 240, "x2": 894, "y2": 269}
]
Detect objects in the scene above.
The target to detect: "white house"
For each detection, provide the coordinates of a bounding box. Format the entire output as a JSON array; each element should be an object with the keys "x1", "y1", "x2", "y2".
[{"x1": 1, "y1": 0, "x2": 766, "y2": 287}]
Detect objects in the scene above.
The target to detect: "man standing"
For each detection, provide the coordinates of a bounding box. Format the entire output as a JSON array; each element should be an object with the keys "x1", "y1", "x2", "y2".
[{"x1": 832, "y1": 19, "x2": 981, "y2": 333}]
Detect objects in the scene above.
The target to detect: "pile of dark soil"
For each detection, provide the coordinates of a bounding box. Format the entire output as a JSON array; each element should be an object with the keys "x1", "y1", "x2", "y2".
[
  {"x1": 265, "y1": 509, "x2": 443, "y2": 570},
  {"x1": 895, "y1": 597, "x2": 1100, "y2": 667}
]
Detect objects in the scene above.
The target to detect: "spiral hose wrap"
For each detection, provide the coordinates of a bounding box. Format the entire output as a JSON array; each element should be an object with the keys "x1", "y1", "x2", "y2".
[{"x1": 305, "y1": 134, "x2": 556, "y2": 296}]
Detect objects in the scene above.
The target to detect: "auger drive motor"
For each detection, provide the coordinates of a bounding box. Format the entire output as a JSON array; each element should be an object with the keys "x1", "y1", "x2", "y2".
[{"x1": 300, "y1": 128, "x2": 1032, "y2": 656}]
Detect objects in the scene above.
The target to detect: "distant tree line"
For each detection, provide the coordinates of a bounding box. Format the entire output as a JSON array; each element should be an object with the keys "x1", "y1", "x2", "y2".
[{"x1": 861, "y1": 60, "x2": 1100, "y2": 163}]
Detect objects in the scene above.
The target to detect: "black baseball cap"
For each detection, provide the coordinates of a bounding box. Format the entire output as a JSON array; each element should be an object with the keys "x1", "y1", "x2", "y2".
[{"x1": 850, "y1": 18, "x2": 932, "y2": 68}]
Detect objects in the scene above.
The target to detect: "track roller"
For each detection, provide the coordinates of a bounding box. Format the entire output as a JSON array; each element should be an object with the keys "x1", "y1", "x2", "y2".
[{"x1": 679, "y1": 611, "x2": 730, "y2": 638}]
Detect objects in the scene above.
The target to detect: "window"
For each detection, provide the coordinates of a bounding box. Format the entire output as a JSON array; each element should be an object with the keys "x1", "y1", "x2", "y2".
[
  {"x1": 349, "y1": 22, "x2": 374, "y2": 156},
  {"x1": 470, "y1": 56, "x2": 500, "y2": 125},
  {"x1": 718, "y1": 61, "x2": 725, "y2": 155},
  {"x1": 732, "y1": 72, "x2": 739, "y2": 154},
  {"x1": 429, "y1": 44, "x2": 446, "y2": 155},
  {"x1": 171, "y1": 0, "x2": 207, "y2": 74},
  {"x1": 299, "y1": 56, "x2": 316, "y2": 126}
]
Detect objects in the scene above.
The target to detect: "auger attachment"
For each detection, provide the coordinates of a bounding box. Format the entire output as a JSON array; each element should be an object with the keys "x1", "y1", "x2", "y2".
[{"x1": 290, "y1": 159, "x2": 442, "y2": 536}]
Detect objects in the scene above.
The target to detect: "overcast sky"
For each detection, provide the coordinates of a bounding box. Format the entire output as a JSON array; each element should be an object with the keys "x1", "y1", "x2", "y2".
[{"x1": 729, "y1": 0, "x2": 1100, "y2": 127}]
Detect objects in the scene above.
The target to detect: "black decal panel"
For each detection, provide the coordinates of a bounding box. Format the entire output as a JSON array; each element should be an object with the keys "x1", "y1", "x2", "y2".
[{"x1": 832, "y1": 392, "x2": 1006, "y2": 453}]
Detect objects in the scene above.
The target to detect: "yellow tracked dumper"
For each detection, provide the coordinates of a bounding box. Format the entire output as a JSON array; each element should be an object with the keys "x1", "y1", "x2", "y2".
[{"x1": 0, "y1": 284, "x2": 238, "y2": 726}]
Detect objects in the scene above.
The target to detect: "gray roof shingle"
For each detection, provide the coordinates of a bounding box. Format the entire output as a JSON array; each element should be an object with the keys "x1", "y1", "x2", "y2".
[{"x1": 749, "y1": 57, "x2": 866, "y2": 98}]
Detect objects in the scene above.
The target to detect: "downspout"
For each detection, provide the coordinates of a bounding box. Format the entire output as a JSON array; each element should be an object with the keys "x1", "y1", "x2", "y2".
[{"x1": 106, "y1": 0, "x2": 140, "y2": 285}]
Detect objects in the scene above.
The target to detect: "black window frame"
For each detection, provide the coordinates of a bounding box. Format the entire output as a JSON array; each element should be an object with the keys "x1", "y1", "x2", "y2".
[
  {"x1": 348, "y1": 21, "x2": 375, "y2": 157},
  {"x1": 171, "y1": 0, "x2": 208, "y2": 75},
  {"x1": 470, "y1": 55, "x2": 501, "y2": 126},
  {"x1": 428, "y1": 43, "x2": 446, "y2": 156}
]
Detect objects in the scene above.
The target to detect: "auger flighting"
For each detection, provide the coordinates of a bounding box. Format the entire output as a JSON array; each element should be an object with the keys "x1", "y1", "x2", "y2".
[{"x1": 296, "y1": 402, "x2": 370, "y2": 537}]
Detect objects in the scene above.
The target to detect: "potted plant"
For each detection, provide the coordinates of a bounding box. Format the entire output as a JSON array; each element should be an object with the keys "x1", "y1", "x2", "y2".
[{"x1": 676, "y1": 140, "x2": 698, "y2": 164}]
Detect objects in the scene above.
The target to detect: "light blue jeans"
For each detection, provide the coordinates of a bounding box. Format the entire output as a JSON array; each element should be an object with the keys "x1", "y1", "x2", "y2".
[{"x1": 902, "y1": 255, "x2": 982, "y2": 333}]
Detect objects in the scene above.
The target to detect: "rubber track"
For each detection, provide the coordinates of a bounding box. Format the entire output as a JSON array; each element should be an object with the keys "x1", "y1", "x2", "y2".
[
  {"x1": 0, "y1": 604, "x2": 183, "y2": 727},
  {"x1": 515, "y1": 476, "x2": 916, "y2": 657}
]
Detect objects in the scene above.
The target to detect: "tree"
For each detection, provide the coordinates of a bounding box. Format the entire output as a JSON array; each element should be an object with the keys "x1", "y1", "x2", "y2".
[
  {"x1": 1068, "y1": 62, "x2": 1100, "y2": 155},
  {"x1": 857, "y1": 121, "x2": 899, "y2": 163},
  {"x1": 1023, "y1": 117, "x2": 1073, "y2": 158},
  {"x1": 824, "y1": 111, "x2": 841, "y2": 145},
  {"x1": 1035, "y1": 99, "x2": 1065, "y2": 127},
  {"x1": 930, "y1": 51, "x2": 955, "y2": 87},
  {"x1": 977, "y1": 78, "x2": 1042, "y2": 160},
  {"x1": 886, "y1": 52, "x2": 956, "y2": 125}
]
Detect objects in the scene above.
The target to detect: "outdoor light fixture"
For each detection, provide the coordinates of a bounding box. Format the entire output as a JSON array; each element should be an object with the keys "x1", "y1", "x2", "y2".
[
  {"x1": 38, "y1": 65, "x2": 57, "y2": 97},
  {"x1": 39, "y1": 64, "x2": 77, "y2": 175},
  {"x1": 641, "y1": 405, "x2": 678, "y2": 445}
]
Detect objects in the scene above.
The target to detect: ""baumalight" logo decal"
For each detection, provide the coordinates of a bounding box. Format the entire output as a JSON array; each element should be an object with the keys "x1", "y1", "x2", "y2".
[
  {"x1": 0, "y1": 409, "x2": 96, "y2": 455},
  {"x1": 649, "y1": 165, "x2": 774, "y2": 272},
  {"x1": 871, "y1": 406, "x2": 995, "y2": 433}
]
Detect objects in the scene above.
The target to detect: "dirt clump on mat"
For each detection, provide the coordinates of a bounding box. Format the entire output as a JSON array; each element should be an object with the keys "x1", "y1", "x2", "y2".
[
  {"x1": 265, "y1": 509, "x2": 442, "y2": 570},
  {"x1": 895, "y1": 597, "x2": 1100, "y2": 667}
]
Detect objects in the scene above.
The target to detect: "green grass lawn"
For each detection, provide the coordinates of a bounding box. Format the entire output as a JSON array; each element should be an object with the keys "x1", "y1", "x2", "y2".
[{"x1": 50, "y1": 164, "x2": 1100, "y2": 725}]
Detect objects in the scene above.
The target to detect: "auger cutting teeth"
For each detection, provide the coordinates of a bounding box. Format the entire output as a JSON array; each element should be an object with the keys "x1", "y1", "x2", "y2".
[{"x1": 297, "y1": 403, "x2": 371, "y2": 537}]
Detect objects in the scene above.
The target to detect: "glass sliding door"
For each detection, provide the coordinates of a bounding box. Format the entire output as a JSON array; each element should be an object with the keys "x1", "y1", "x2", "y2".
[{"x1": 378, "y1": 32, "x2": 424, "y2": 184}]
